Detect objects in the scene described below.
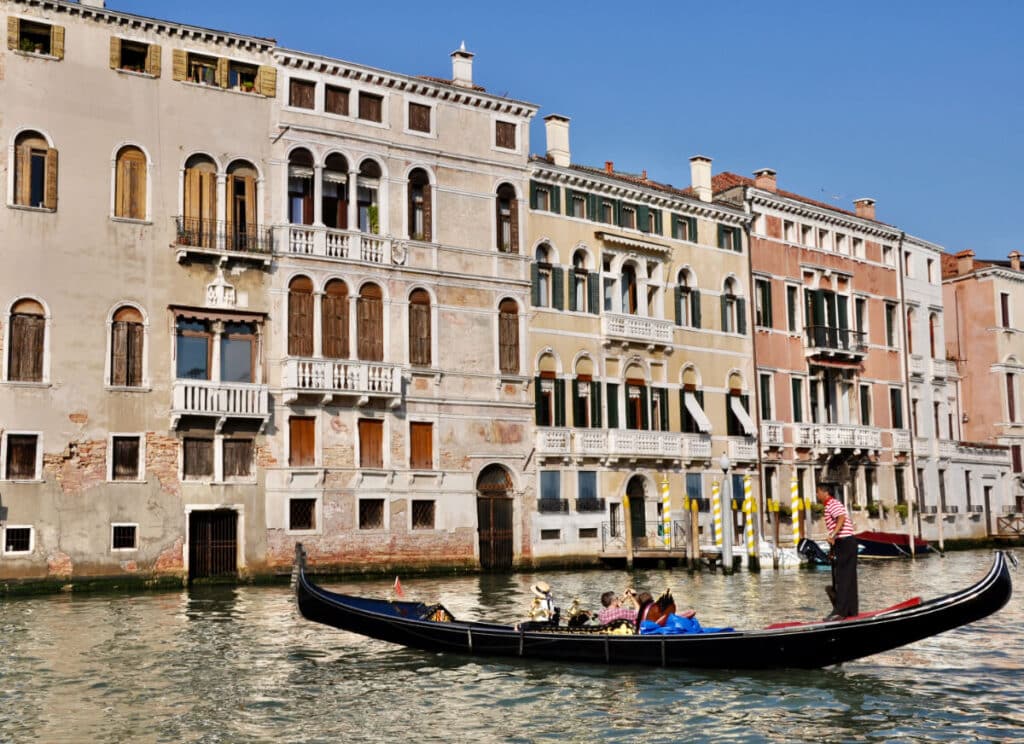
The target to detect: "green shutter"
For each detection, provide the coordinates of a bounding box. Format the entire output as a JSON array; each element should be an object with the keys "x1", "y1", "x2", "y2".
[
  {"x1": 717, "y1": 224, "x2": 726, "y2": 250},
  {"x1": 640, "y1": 386, "x2": 649, "y2": 430},
  {"x1": 572, "y1": 378, "x2": 581, "y2": 426},
  {"x1": 552, "y1": 267, "x2": 564, "y2": 310},
  {"x1": 551, "y1": 185, "x2": 561, "y2": 213},
  {"x1": 679, "y1": 389, "x2": 688, "y2": 433},
  {"x1": 591, "y1": 380, "x2": 602, "y2": 428},
  {"x1": 691, "y1": 290, "x2": 701, "y2": 328},
  {"x1": 689, "y1": 217, "x2": 698, "y2": 243},
  {"x1": 588, "y1": 272, "x2": 600, "y2": 314},
  {"x1": 764, "y1": 283, "x2": 773, "y2": 327},
  {"x1": 654, "y1": 209, "x2": 663, "y2": 235},
  {"x1": 737, "y1": 298, "x2": 747, "y2": 335},
  {"x1": 671, "y1": 214, "x2": 681, "y2": 239},
  {"x1": 534, "y1": 376, "x2": 544, "y2": 424},
  {"x1": 587, "y1": 193, "x2": 599, "y2": 221},
  {"x1": 637, "y1": 205, "x2": 649, "y2": 232},
  {"x1": 613, "y1": 199, "x2": 621, "y2": 225},
  {"x1": 659, "y1": 388, "x2": 669, "y2": 431},
  {"x1": 530, "y1": 263, "x2": 541, "y2": 306},
  {"x1": 606, "y1": 383, "x2": 619, "y2": 428},
  {"x1": 674, "y1": 285, "x2": 683, "y2": 325},
  {"x1": 721, "y1": 294, "x2": 729, "y2": 331},
  {"x1": 554, "y1": 379, "x2": 566, "y2": 427},
  {"x1": 564, "y1": 188, "x2": 575, "y2": 216},
  {"x1": 838, "y1": 295, "x2": 849, "y2": 329},
  {"x1": 568, "y1": 273, "x2": 578, "y2": 312},
  {"x1": 529, "y1": 181, "x2": 539, "y2": 210}
]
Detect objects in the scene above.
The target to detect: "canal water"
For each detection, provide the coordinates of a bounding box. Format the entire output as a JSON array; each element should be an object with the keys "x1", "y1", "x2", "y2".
[{"x1": 1, "y1": 550, "x2": 1021, "y2": 743}]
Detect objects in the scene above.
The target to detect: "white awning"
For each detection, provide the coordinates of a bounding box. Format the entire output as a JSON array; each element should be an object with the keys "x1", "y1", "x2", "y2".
[
  {"x1": 684, "y1": 392, "x2": 713, "y2": 433},
  {"x1": 730, "y1": 396, "x2": 757, "y2": 436}
]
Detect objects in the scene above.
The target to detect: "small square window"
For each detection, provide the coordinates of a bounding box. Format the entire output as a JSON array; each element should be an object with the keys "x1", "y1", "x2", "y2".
[
  {"x1": 187, "y1": 52, "x2": 218, "y2": 86},
  {"x1": 358, "y1": 92, "x2": 383, "y2": 123},
  {"x1": 326, "y1": 85, "x2": 349, "y2": 116},
  {"x1": 115, "y1": 39, "x2": 150, "y2": 73},
  {"x1": 359, "y1": 499, "x2": 384, "y2": 529},
  {"x1": 228, "y1": 61, "x2": 257, "y2": 92},
  {"x1": 495, "y1": 121, "x2": 516, "y2": 150},
  {"x1": 289, "y1": 79, "x2": 316, "y2": 109},
  {"x1": 112, "y1": 524, "x2": 137, "y2": 550},
  {"x1": 579, "y1": 527, "x2": 598, "y2": 539},
  {"x1": 411, "y1": 500, "x2": 435, "y2": 530},
  {"x1": 408, "y1": 102, "x2": 431, "y2": 133},
  {"x1": 540, "y1": 529, "x2": 560, "y2": 540},
  {"x1": 571, "y1": 196, "x2": 585, "y2": 219},
  {"x1": 112, "y1": 436, "x2": 141, "y2": 481},
  {"x1": 18, "y1": 20, "x2": 53, "y2": 56},
  {"x1": 289, "y1": 498, "x2": 316, "y2": 531},
  {"x1": 3, "y1": 527, "x2": 32, "y2": 554}
]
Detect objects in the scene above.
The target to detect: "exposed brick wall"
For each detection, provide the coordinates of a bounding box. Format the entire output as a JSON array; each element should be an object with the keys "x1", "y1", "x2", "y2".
[
  {"x1": 146, "y1": 433, "x2": 181, "y2": 497},
  {"x1": 154, "y1": 536, "x2": 184, "y2": 574},
  {"x1": 43, "y1": 439, "x2": 106, "y2": 495},
  {"x1": 255, "y1": 445, "x2": 277, "y2": 468},
  {"x1": 47, "y1": 550, "x2": 73, "y2": 577}
]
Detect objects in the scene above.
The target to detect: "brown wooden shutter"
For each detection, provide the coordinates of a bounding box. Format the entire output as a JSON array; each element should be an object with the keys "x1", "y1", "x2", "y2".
[
  {"x1": 409, "y1": 296, "x2": 430, "y2": 366},
  {"x1": 146, "y1": 44, "x2": 162, "y2": 77},
  {"x1": 7, "y1": 436, "x2": 37, "y2": 479},
  {"x1": 172, "y1": 49, "x2": 187, "y2": 81},
  {"x1": 289, "y1": 417, "x2": 315, "y2": 467},
  {"x1": 498, "y1": 303, "x2": 519, "y2": 374},
  {"x1": 224, "y1": 174, "x2": 236, "y2": 249},
  {"x1": 422, "y1": 185, "x2": 432, "y2": 242},
  {"x1": 184, "y1": 438, "x2": 214, "y2": 477},
  {"x1": 43, "y1": 148, "x2": 58, "y2": 210},
  {"x1": 111, "y1": 321, "x2": 128, "y2": 385},
  {"x1": 10, "y1": 314, "x2": 44, "y2": 382},
  {"x1": 14, "y1": 144, "x2": 30, "y2": 206},
  {"x1": 359, "y1": 419, "x2": 383, "y2": 468},
  {"x1": 243, "y1": 175, "x2": 256, "y2": 230},
  {"x1": 322, "y1": 292, "x2": 349, "y2": 359},
  {"x1": 358, "y1": 287, "x2": 384, "y2": 361},
  {"x1": 223, "y1": 439, "x2": 253, "y2": 477},
  {"x1": 128, "y1": 322, "x2": 144, "y2": 386},
  {"x1": 201, "y1": 171, "x2": 217, "y2": 229},
  {"x1": 509, "y1": 196, "x2": 519, "y2": 253},
  {"x1": 7, "y1": 17, "x2": 19, "y2": 51},
  {"x1": 113, "y1": 437, "x2": 140, "y2": 480},
  {"x1": 131, "y1": 156, "x2": 146, "y2": 219},
  {"x1": 115, "y1": 156, "x2": 127, "y2": 216},
  {"x1": 216, "y1": 57, "x2": 229, "y2": 88},
  {"x1": 50, "y1": 25, "x2": 64, "y2": 60},
  {"x1": 410, "y1": 422, "x2": 432, "y2": 469},
  {"x1": 256, "y1": 65, "x2": 276, "y2": 97},
  {"x1": 109, "y1": 36, "x2": 121, "y2": 69},
  {"x1": 288, "y1": 289, "x2": 314, "y2": 356}
]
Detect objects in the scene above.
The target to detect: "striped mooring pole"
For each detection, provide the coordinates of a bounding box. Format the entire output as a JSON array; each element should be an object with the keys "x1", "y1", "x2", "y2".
[
  {"x1": 661, "y1": 476, "x2": 671, "y2": 548},
  {"x1": 712, "y1": 480, "x2": 723, "y2": 547},
  {"x1": 791, "y1": 472, "x2": 802, "y2": 546},
  {"x1": 743, "y1": 474, "x2": 756, "y2": 557}
]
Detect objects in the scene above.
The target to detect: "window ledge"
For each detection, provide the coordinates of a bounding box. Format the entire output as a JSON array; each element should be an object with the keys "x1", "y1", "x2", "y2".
[
  {"x1": 285, "y1": 528, "x2": 322, "y2": 536},
  {"x1": 111, "y1": 547, "x2": 139, "y2": 553},
  {"x1": 115, "y1": 68, "x2": 157, "y2": 79},
  {"x1": 2, "y1": 381, "x2": 51, "y2": 388},
  {"x1": 14, "y1": 50, "x2": 59, "y2": 61},
  {"x1": 1, "y1": 479, "x2": 44, "y2": 484},
  {"x1": 7, "y1": 203, "x2": 56, "y2": 214},
  {"x1": 110, "y1": 216, "x2": 152, "y2": 226},
  {"x1": 2, "y1": 551, "x2": 33, "y2": 557},
  {"x1": 105, "y1": 385, "x2": 152, "y2": 393},
  {"x1": 402, "y1": 127, "x2": 437, "y2": 140},
  {"x1": 107, "y1": 479, "x2": 148, "y2": 485}
]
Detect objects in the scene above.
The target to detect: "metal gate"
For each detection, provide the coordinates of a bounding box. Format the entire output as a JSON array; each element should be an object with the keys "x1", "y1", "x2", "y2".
[
  {"x1": 189, "y1": 509, "x2": 238, "y2": 581},
  {"x1": 477, "y1": 497, "x2": 513, "y2": 571}
]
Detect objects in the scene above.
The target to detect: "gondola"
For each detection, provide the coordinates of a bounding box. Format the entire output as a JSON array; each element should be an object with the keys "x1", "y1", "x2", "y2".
[
  {"x1": 855, "y1": 530, "x2": 934, "y2": 559},
  {"x1": 293, "y1": 545, "x2": 1013, "y2": 670}
]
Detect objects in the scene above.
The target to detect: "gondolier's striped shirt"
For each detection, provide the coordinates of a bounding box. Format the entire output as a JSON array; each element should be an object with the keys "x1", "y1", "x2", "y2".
[{"x1": 824, "y1": 497, "x2": 855, "y2": 538}]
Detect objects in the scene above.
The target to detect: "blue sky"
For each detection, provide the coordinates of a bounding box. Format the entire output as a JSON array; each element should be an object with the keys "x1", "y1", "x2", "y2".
[{"x1": 117, "y1": 1, "x2": 1021, "y2": 259}]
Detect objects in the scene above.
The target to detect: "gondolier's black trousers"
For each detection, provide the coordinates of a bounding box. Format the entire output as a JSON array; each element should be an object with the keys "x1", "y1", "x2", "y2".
[{"x1": 833, "y1": 536, "x2": 859, "y2": 617}]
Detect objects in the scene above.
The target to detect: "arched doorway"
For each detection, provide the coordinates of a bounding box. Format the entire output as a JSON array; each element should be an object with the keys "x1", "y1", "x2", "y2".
[
  {"x1": 626, "y1": 475, "x2": 646, "y2": 541},
  {"x1": 476, "y1": 465, "x2": 514, "y2": 571}
]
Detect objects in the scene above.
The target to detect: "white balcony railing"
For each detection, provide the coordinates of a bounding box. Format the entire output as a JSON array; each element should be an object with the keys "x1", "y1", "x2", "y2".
[
  {"x1": 761, "y1": 422, "x2": 785, "y2": 447},
  {"x1": 728, "y1": 437, "x2": 758, "y2": 461},
  {"x1": 282, "y1": 358, "x2": 402, "y2": 402},
  {"x1": 914, "y1": 437, "x2": 931, "y2": 457},
  {"x1": 938, "y1": 439, "x2": 957, "y2": 459},
  {"x1": 602, "y1": 313, "x2": 674, "y2": 346},
  {"x1": 535, "y1": 428, "x2": 682, "y2": 461},
  {"x1": 682, "y1": 433, "x2": 712, "y2": 460},
  {"x1": 608, "y1": 429, "x2": 681, "y2": 459},
  {"x1": 931, "y1": 358, "x2": 956, "y2": 379},
  {"x1": 171, "y1": 380, "x2": 269, "y2": 428},
  {"x1": 815, "y1": 424, "x2": 882, "y2": 450},
  {"x1": 795, "y1": 424, "x2": 815, "y2": 448},
  {"x1": 535, "y1": 428, "x2": 573, "y2": 458},
  {"x1": 909, "y1": 354, "x2": 926, "y2": 377},
  {"x1": 277, "y1": 225, "x2": 393, "y2": 265},
  {"x1": 892, "y1": 429, "x2": 912, "y2": 451}
]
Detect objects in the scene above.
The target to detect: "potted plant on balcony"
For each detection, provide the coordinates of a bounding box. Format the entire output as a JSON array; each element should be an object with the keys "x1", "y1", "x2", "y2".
[
  {"x1": 20, "y1": 38, "x2": 34, "y2": 52},
  {"x1": 241, "y1": 80, "x2": 255, "y2": 93},
  {"x1": 367, "y1": 205, "x2": 379, "y2": 234},
  {"x1": 866, "y1": 502, "x2": 880, "y2": 519},
  {"x1": 895, "y1": 503, "x2": 909, "y2": 523}
]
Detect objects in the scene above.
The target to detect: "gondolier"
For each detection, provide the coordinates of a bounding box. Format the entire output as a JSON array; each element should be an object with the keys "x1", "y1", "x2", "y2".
[{"x1": 817, "y1": 482, "x2": 859, "y2": 619}]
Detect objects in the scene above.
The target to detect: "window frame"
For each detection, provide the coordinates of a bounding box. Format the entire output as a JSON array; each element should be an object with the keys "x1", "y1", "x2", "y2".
[
  {"x1": 754, "y1": 277, "x2": 773, "y2": 328},
  {"x1": 325, "y1": 84, "x2": 350, "y2": 116},
  {"x1": 111, "y1": 523, "x2": 139, "y2": 552},
  {"x1": 111, "y1": 145, "x2": 150, "y2": 222},
  {"x1": 108, "y1": 433, "x2": 145, "y2": 483},
  {"x1": 411, "y1": 499, "x2": 436, "y2": 530},
  {"x1": 288, "y1": 77, "x2": 317, "y2": 110},
  {"x1": 409, "y1": 421, "x2": 434, "y2": 471},
  {"x1": 4, "y1": 299, "x2": 49, "y2": 384},
  {"x1": 358, "y1": 497, "x2": 387, "y2": 530},
  {"x1": 181, "y1": 436, "x2": 215, "y2": 481},
  {"x1": 358, "y1": 417, "x2": 385, "y2": 469},
  {"x1": 2, "y1": 431, "x2": 42, "y2": 481},
  {"x1": 287, "y1": 497, "x2": 320, "y2": 534},
  {"x1": 759, "y1": 372, "x2": 774, "y2": 420},
  {"x1": 405, "y1": 99, "x2": 435, "y2": 137},
  {"x1": 2, "y1": 525, "x2": 34, "y2": 556},
  {"x1": 494, "y1": 119, "x2": 518, "y2": 151},
  {"x1": 357, "y1": 91, "x2": 386, "y2": 125}
]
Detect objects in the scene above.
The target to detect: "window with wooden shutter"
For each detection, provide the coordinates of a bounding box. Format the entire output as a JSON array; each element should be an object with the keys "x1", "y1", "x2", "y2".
[
  {"x1": 227, "y1": 61, "x2": 257, "y2": 92},
  {"x1": 495, "y1": 121, "x2": 516, "y2": 149},
  {"x1": 50, "y1": 24, "x2": 64, "y2": 59},
  {"x1": 13, "y1": 19, "x2": 58, "y2": 57},
  {"x1": 183, "y1": 438, "x2": 214, "y2": 479},
  {"x1": 358, "y1": 92, "x2": 383, "y2": 122},
  {"x1": 226, "y1": 161, "x2": 258, "y2": 251},
  {"x1": 408, "y1": 289, "x2": 431, "y2": 367},
  {"x1": 146, "y1": 44, "x2": 161, "y2": 77},
  {"x1": 112, "y1": 436, "x2": 141, "y2": 481},
  {"x1": 407, "y1": 168, "x2": 431, "y2": 241},
  {"x1": 408, "y1": 102, "x2": 431, "y2": 133},
  {"x1": 223, "y1": 439, "x2": 253, "y2": 478},
  {"x1": 115, "y1": 146, "x2": 147, "y2": 220},
  {"x1": 322, "y1": 280, "x2": 349, "y2": 359},
  {"x1": 357, "y1": 284, "x2": 384, "y2": 362},
  {"x1": 287, "y1": 149, "x2": 315, "y2": 226},
  {"x1": 111, "y1": 38, "x2": 152, "y2": 73},
  {"x1": 8, "y1": 299, "x2": 45, "y2": 382},
  {"x1": 111, "y1": 306, "x2": 144, "y2": 387},
  {"x1": 216, "y1": 57, "x2": 229, "y2": 88},
  {"x1": 289, "y1": 417, "x2": 316, "y2": 467},
  {"x1": 325, "y1": 85, "x2": 349, "y2": 115},
  {"x1": 289, "y1": 78, "x2": 315, "y2": 109},
  {"x1": 255, "y1": 65, "x2": 275, "y2": 97},
  {"x1": 183, "y1": 156, "x2": 218, "y2": 247},
  {"x1": 496, "y1": 184, "x2": 517, "y2": 253},
  {"x1": 5, "y1": 434, "x2": 38, "y2": 480},
  {"x1": 185, "y1": 52, "x2": 218, "y2": 86},
  {"x1": 172, "y1": 49, "x2": 187, "y2": 81},
  {"x1": 7, "y1": 17, "x2": 19, "y2": 51},
  {"x1": 359, "y1": 419, "x2": 384, "y2": 469},
  {"x1": 14, "y1": 131, "x2": 52, "y2": 209},
  {"x1": 498, "y1": 299, "x2": 519, "y2": 374},
  {"x1": 410, "y1": 422, "x2": 433, "y2": 470},
  {"x1": 288, "y1": 276, "x2": 314, "y2": 357}
]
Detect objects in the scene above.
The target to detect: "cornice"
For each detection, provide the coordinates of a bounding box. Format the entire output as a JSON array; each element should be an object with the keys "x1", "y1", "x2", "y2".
[
  {"x1": 747, "y1": 189, "x2": 900, "y2": 240},
  {"x1": 274, "y1": 49, "x2": 538, "y2": 119},
  {"x1": 595, "y1": 231, "x2": 672, "y2": 257}
]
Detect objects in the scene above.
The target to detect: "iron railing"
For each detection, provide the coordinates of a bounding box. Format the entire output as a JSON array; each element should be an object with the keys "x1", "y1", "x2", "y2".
[
  {"x1": 174, "y1": 216, "x2": 273, "y2": 255},
  {"x1": 805, "y1": 325, "x2": 867, "y2": 354},
  {"x1": 575, "y1": 498, "x2": 606, "y2": 513},
  {"x1": 537, "y1": 498, "x2": 570, "y2": 514}
]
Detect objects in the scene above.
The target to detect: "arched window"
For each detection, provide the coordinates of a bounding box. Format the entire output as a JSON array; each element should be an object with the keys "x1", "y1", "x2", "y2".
[
  {"x1": 357, "y1": 160, "x2": 382, "y2": 234},
  {"x1": 322, "y1": 280, "x2": 349, "y2": 359},
  {"x1": 624, "y1": 366, "x2": 649, "y2": 431},
  {"x1": 675, "y1": 269, "x2": 701, "y2": 328},
  {"x1": 114, "y1": 146, "x2": 147, "y2": 220},
  {"x1": 498, "y1": 299, "x2": 519, "y2": 374},
  {"x1": 357, "y1": 283, "x2": 384, "y2": 361},
  {"x1": 287, "y1": 149, "x2": 314, "y2": 225},
  {"x1": 532, "y1": 244, "x2": 553, "y2": 308},
  {"x1": 621, "y1": 264, "x2": 638, "y2": 315},
  {"x1": 408, "y1": 168, "x2": 431, "y2": 241},
  {"x1": 721, "y1": 279, "x2": 745, "y2": 334},
  {"x1": 287, "y1": 276, "x2": 314, "y2": 356},
  {"x1": 110, "y1": 306, "x2": 144, "y2": 387},
  {"x1": 573, "y1": 356, "x2": 600, "y2": 428},
  {"x1": 7, "y1": 299, "x2": 45, "y2": 382},
  {"x1": 496, "y1": 183, "x2": 518, "y2": 253},
  {"x1": 226, "y1": 159, "x2": 258, "y2": 251},
  {"x1": 322, "y1": 153, "x2": 349, "y2": 229},
  {"x1": 534, "y1": 353, "x2": 561, "y2": 427},
  {"x1": 409, "y1": 288, "x2": 431, "y2": 367},
  {"x1": 13, "y1": 130, "x2": 57, "y2": 209},
  {"x1": 183, "y1": 154, "x2": 217, "y2": 247},
  {"x1": 570, "y1": 250, "x2": 593, "y2": 313}
]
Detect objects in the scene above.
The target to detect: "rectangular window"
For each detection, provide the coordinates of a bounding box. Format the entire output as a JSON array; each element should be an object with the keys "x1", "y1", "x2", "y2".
[
  {"x1": 726, "y1": 393, "x2": 750, "y2": 436},
  {"x1": 1001, "y1": 292, "x2": 1011, "y2": 329},
  {"x1": 783, "y1": 220, "x2": 795, "y2": 242},
  {"x1": 801, "y1": 224, "x2": 813, "y2": 246},
  {"x1": 860, "y1": 384, "x2": 872, "y2": 425},
  {"x1": 571, "y1": 195, "x2": 585, "y2": 219},
  {"x1": 220, "y1": 322, "x2": 255, "y2": 383},
  {"x1": 1012, "y1": 445, "x2": 1022, "y2": 473},
  {"x1": 579, "y1": 527, "x2": 598, "y2": 539},
  {"x1": 600, "y1": 200, "x2": 614, "y2": 224},
  {"x1": 289, "y1": 416, "x2": 316, "y2": 467},
  {"x1": 791, "y1": 378, "x2": 804, "y2": 423},
  {"x1": 895, "y1": 467, "x2": 906, "y2": 504},
  {"x1": 882, "y1": 245, "x2": 894, "y2": 266},
  {"x1": 359, "y1": 418, "x2": 384, "y2": 468},
  {"x1": 818, "y1": 229, "x2": 831, "y2": 251},
  {"x1": 176, "y1": 319, "x2": 211, "y2": 380},
  {"x1": 686, "y1": 473, "x2": 702, "y2": 510},
  {"x1": 540, "y1": 470, "x2": 560, "y2": 500},
  {"x1": 1007, "y1": 374, "x2": 1017, "y2": 422},
  {"x1": 904, "y1": 251, "x2": 913, "y2": 277},
  {"x1": 495, "y1": 121, "x2": 516, "y2": 149},
  {"x1": 17, "y1": 20, "x2": 56, "y2": 56},
  {"x1": 410, "y1": 422, "x2": 433, "y2": 470},
  {"x1": 755, "y1": 278, "x2": 773, "y2": 328},
  {"x1": 885, "y1": 302, "x2": 897, "y2": 347},
  {"x1": 289, "y1": 78, "x2": 315, "y2": 109},
  {"x1": 917, "y1": 468, "x2": 926, "y2": 503},
  {"x1": 223, "y1": 439, "x2": 253, "y2": 479},
  {"x1": 854, "y1": 238, "x2": 865, "y2": 259},
  {"x1": 718, "y1": 225, "x2": 740, "y2": 252},
  {"x1": 112, "y1": 524, "x2": 137, "y2": 550},
  {"x1": 864, "y1": 468, "x2": 875, "y2": 504},
  {"x1": 5, "y1": 434, "x2": 38, "y2": 480},
  {"x1": 182, "y1": 438, "x2": 214, "y2": 479},
  {"x1": 681, "y1": 389, "x2": 705, "y2": 434},
  {"x1": 228, "y1": 61, "x2": 257, "y2": 92},
  {"x1": 786, "y1": 285, "x2": 799, "y2": 332},
  {"x1": 540, "y1": 529, "x2": 561, "y2": 540},
  {"x1": 620, "y1": 206, "x2": 636, "y2": 229},
  {"x1": 112, "y1": 38, "x2": 151, "y2": 73},
  {"x1": 855, "y1": 297, "x2": 867, "y2": 341},
  {"x1": 4, "y1": 527, "x2": 32, "y2": 554},
  {"x1": 835, "y1": 234, "x2": 847, "y2": 254},
  {"x1": 578, "y1": 471, "x2": 597, "y2": 503},
  {"x1": 187, "y1": 52, "x2": 218, "y2": 86},
  {"x1": 358, "y1": 92, "x2": 383, "y2": 123},
  {"x1": 938, "y1": 469, "x2": 948, "y2": 511},
  {"x1": 412, "y1": 500, "x2": 435, "y2": 530},
  {"x1": 112, "y1": 436, "x2": 141, "y2": 481},
  {"x1": 760, "y1": 373, "x2": 773, "y2": 420},
  {"x1": 408, "y1": 102, "x2": 431, "y2": 133},
  {"x1": 325, "y1": 85, "x2": 350, "y2": 115},
  {"x1": 890, "y1": 388, "x2": 904, "y2": 429},
  {"x1": 289, "y1": 498, "x2": 316, "y2": 530},
  {"x1": 964, "y1": 471, "x2": 972, "y2": 509},
  {"x1": 359, "y1": 499, "x2": 384, "y2": 529},
  {"x1": 927, "y1": 258, "x2": 937, "y2": 283}
]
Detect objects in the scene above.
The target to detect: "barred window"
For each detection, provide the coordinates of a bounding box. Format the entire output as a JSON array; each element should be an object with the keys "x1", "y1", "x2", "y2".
[{"x1": 411, "y1": 500, "x2": 435, "y2": 530}]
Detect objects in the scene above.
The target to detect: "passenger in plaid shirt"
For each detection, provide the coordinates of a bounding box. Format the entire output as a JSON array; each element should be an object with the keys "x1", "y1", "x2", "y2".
[{"x1": 597, "y1": 590, "x2": 640, "y2": 625}]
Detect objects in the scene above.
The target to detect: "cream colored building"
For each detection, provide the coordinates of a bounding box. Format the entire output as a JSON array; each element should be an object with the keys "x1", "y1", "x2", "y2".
[{"x1": 527, "y1": 116, "x2": 756, "y2": 563}]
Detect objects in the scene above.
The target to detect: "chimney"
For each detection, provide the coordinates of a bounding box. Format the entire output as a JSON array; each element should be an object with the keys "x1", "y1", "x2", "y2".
[
  {"x1": 956, "y1": 249, "x2": 975, "y2": 276},
  {"x1": 753, "y1": 168, "x2": 777, "y2": 192},
  {"x1": 853, "y1": 197, "x2": 876, "y2": 220},
  {"x1": 690, "y1": 155, "x2": 712, "y2": 203},
  {"x1": 604, "y1": 161, "x2": 614, "y2": 174},
  {"x1": 450, "y1": 42, "x2": 474, "y2": 89},
  {"x1": 543, "y1": 114, "x2": 570, "y2": 168},
  {"x1": 1011, "y1": 251, "x2": 1021, "y2": 271}
]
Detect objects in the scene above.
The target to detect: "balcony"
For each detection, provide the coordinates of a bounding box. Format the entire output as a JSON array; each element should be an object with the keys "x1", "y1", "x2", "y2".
[
  {"x1": 761, "y1": 422, "x2": 785, "y2": 448},
  {"x1": 728, "y1": 437, "x2": 758, "y2": 461},
  {"x1": 602, "y1": 313, "x2": 674, "y2": 350},
  {"x1": 682, "y1": 433, "x2": 712, "y2": 461},
  {"x1": 931, "y1": 358, "x2": 956, "y2": 379},
  {"x1": 171, "y1": 380, "x2": 269, "y2": 430},
  {"x1": 535, "y1": 428, "x2": 573, "y2": 461},
  {"x1": 909, "y1": 354, "x2": 926, "y2": 377},
  {"x1": 795, "y1": 424, "x2": 815, "y2": 448},
  {"x1": 282, "y1": 358, "x2": 402, "y2": 405},
  {"x1": 575, "y1": 498, "x2": 607, "y2": 513},
  {"x1": 937, "y1": 439, "x2": 957, "y2": 459},
  {"x1": 276, "y1": 225, "x2": 394, "y2": 265},
  {"x1": 535, "y1": 427, "x2": 682, "y2": 464},
  {"x1": 914, "y1": 437, "x2": 931, "y2": 458},
  {"x1": 804, "y1": 325, "x2": 867, "y2": 360},
  {"x1": 954, "y1": 442, "x2": 1010, "y2": 465},
  {"x1": 892, "y1": 429, "x2": 912, "y2": 452},
  {"x1": 174, "y1": 217, "x2": 273, "y2": 265},
  {"x1": 810, "y1": 424, "x2": 882, "y2": 451},
  {"x1": 537, "y1": 498, "x2": 570, "y2": 514}
]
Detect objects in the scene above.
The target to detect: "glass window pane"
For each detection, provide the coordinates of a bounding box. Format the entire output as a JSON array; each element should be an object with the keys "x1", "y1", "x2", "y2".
[
  {"x1": 540, "y1": 470, "x2": 560, "y2": 500},
  {"x1": 578, "y1": 471, "x2": 597, "y2": 501},
  {"x1": 176, "y1": 335, "x2": 209, "y2": 379}
]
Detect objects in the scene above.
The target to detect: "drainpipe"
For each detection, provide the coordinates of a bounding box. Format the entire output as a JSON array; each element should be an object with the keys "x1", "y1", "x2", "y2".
[{"x1": 896, "y1": 231, "x2": 922, "y2": 549}]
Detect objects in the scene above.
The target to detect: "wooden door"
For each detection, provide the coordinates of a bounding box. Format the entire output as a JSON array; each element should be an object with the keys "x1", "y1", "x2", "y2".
[{"x1": 289, "y1": 416, "x2": 315, "y2": 467}]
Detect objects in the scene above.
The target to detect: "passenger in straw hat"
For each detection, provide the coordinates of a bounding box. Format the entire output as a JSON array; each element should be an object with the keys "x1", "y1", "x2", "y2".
[{"x1": 528, "y1": 580, "x2": 556, "y2": 622}]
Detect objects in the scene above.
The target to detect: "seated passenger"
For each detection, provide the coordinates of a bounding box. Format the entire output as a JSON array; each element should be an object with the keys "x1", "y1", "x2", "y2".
[{"x1": 597, "y1": 589, "x2": 640, "y2": 626}]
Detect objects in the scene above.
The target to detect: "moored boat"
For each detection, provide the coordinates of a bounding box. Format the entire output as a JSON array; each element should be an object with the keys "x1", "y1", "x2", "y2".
[
  {"x1": 293, "y1": 545, "x2": 1013, "y2": 670},
  {"x1": 855, "y1": 530, "x2": 933, "y2": 559}
]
